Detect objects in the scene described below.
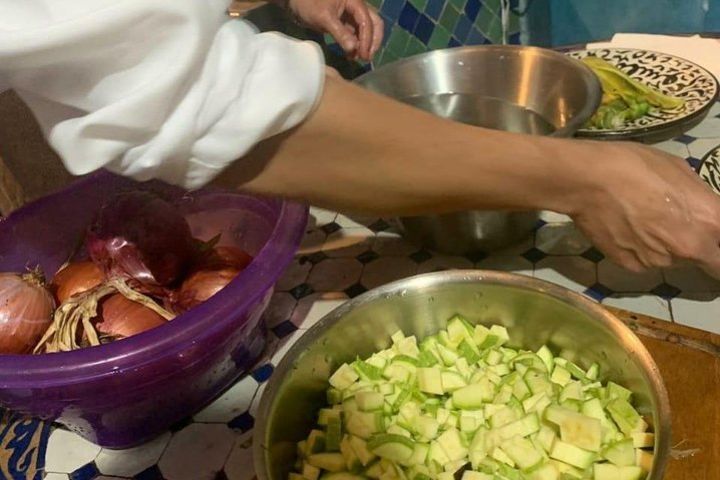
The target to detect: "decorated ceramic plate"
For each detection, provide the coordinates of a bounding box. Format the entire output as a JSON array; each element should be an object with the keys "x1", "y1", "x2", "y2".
[
  {"x1": 567, "y1": 48, "x2": 719, "y2": 140},
  {"x1": 698, "y1": 143, "x2": 720, "y2": 195}
]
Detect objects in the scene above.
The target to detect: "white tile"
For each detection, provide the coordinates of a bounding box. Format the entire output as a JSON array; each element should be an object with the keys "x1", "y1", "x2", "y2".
[
  {"x1": 43, "y1": 474, "x2": 69, "y2": 480},
  {"x1": 308, "y1": 206, "x2": 337, "y2": 227},
  {"x1": 688, "y1": 137, "x2": 720, "y2": 160},
  {"x1": 249, "y1": 382, "x2": 268, "y2": 417},
  {"x1": 476, "y1": 256, "x2": 533, "y2": 277},
  {"x1": 686, "y1": 117, "x2": 720, "y2": 138},
  {"x1": 361, "y1": 257, "x2": 418, "y2": 289},
  {"x1": 663, "y1": 263, "x2": 720, "y2": 292},
  {"x1": 491, "y1": 233, "x2": 535, "y2": 256},
  {"x1": 307, "y1": 258, "x2": 363, "y2": 291},
  {"x1": 602, "y1": 295, "x2": 671, "y2": 321},
  {"x1": 45, "y1": 429, "x2": 101, "y2": 473},
  {"x1": 291, "y1": 292, "x2": 349, "y2": 328},
  {"x1": 96, "y1": 433, "x2": 171, "y2": 477},
  {"x1": 373, "y1": 231, "x2": 418, "y2": 256},
  {"x1": 335, "y1": 213, "x2": 379, "y2": 229},
  {"x1": 534, "y1": 256, "x2": 596, "y2": 293},
  {"x1": 653, "y1": 139, "x2": 690, "y2": 158},
  {"x1": 158, "y1": 424, "x2": 236, "y2": 480},
  {"x1": 539, "y1": 211, "x2": 572, "y2": 223},
  {"x1": 709, "y1": 101, "x2": 720, "y2": 117},
  {"x1": 193, "y1": 376, "x2": 259, "y2": 423},
  {"x1": 262, "y1": 292, "x2": 297, "y2": 328},
  {"x1": 271, "y1": 330, "x2": 306, "y2": 365},
  {"x1": 322, "y1": 228, "x2": 374, "y2": 257},
  {"x1": 535, "y1": 223, "x2": 591, "y2": 255},
  {"x1": 297, "y1": 229, "x2": 326, "y2": 255},
  {"x1": 95, "y1": 477, "x2": 127, "y2": 480},
  {"x1": 597, "y1": 260, "x2": 663, "y2": 292},
  {"x1": 223, "y1": 437, "x2": 255, "y2": 480},
  {"x1": 276, "y1": 259, "x2": 312, "y2": 291},
  {"x1": 416, "y1": 255, "x2": 473, "y2": 274},
  {"x1": 671, "y1": 294, "x2": 720, "y2": 334}
]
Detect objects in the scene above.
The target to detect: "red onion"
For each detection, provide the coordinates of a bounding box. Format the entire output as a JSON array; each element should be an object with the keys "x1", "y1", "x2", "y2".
[
  {"x1": 95, "y1": 294, "x2": 166, "y2": 340},
  {"x1": 0, "y1": 271, "x2": 55, "y2": 354},
  {"x1": 86, "y1": 191, "x2": 195, "y2": 289},
  {"x1": 52, "y1": 261, "x2": 105, "y2": 303},
  {"x1": 173, "y1": 267, "x2": 240, "y2": 312}
]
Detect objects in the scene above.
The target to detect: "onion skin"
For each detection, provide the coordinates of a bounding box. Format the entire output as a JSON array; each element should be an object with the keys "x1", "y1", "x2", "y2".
[
  {"x1": 199, "y1": 246, "x2": 253, "y2": 271},
  {"x1": 0, "y1": 272, "x2": 55, "y2": 354},
  {"x1": 86, "y1": 191, "x2": 195, "y2": 288},
  {"x1": 95, "y1": 294, "x2": 166, "y2": 339},
  {"x1": 52, "y1": 261, "x2": 105, "y2": 303},
  {"x1": 173, "y1": 267, "x2": 240, "y2": 312}
]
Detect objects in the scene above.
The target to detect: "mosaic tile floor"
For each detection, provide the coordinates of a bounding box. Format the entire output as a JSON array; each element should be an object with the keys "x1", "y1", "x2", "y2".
[{"x1": 11, "y1": 102, "x2": 720, "y2": 480}]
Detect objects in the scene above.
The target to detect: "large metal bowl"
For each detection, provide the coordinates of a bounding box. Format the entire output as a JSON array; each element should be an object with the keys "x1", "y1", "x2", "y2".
[
  {"x1": 254, "y1": 271, "x2": 670, "y2": 480},
  {"x1": 354, "y1": 45, "x2": 602, "y2": 254}
]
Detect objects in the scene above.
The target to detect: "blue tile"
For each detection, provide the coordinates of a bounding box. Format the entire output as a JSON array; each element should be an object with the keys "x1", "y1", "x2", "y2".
[
  {"x1": 425, "y1": 0, "x2": 445, "y2": 20},
  {"x1": 70, "y1": 462, "x2": 100, "y2": 480},
  {"x1": 328, "y1": 43, "x2": 345, "y2": 57},
  {"x1": 272, "y1": 320, "x2": 298, "y2": 338},
  {"x1": 687, "y1": 156, "x2": 702, "y2": 170},
  {"x1": 398, "y1": 3, "x2": 421, "y2": 32},
  {"x1": 464, "y1": 0, "x2": 482, "y2": 22},
  {"x1": 675, "y1": 134, "x2": 697, "y2": 145},
  {"x1": 453, "y1": 15, "x2": 473, "y2": 42},
  {"x1": 228, "y1": 411, "x2": 255, "y2": 432},
  {"x1": 135, "y1": 465, "x2": 164, "y2": 480},
  {"x1": 583, "y1": 283, "x2": 614, "y2": 302},
  {"x1": 449, "y1": 36, "x2": 462, "y2": 47},
  {"x1": 251, "y1": 364, "x2": 274, "y2": 383},
  {"x1": 414, "y1": 14, "x2": 435, "y2": 44},
  {"x1": 380, "y1": 0, "x2": 405, "y2": 21},
  {"x1": 509, "y1": 31, "x2": 521, "y2": 44},
  {"x1": 466, "y1": 27, "x2": 489, "y2": 45},
  {"x1": 289, "y1": 282, "x2": 314, "y2": 300},
  {"x1": 381, "y1": 13, "x2": 394, "y2": 46},
  {"x1": 522, "y1": 247, "x2": 546, "y2": 263}
]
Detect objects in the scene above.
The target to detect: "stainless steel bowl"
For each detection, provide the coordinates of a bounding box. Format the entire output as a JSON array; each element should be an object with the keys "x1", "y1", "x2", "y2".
[
  {"x1": 254, "y1": 271, "x2": 670, "y2": 480},
  {"x1": 354, "y1": 45, "x2": 602, "y2": 254}
]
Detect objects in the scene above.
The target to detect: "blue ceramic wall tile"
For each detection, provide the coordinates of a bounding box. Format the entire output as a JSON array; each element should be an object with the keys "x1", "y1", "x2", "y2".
[
  {"x1": 398, "y1": 3, "x2": 422, "y2": 31},
  {"x1": 454, "y1": 15, "x2": 473, "y2": 42},
  {"x1": 414, "y1": 14, "x2": 436, "y2": 43},
  {"x1": 425, "y1": 0, "x2": 446, "y2": 20},
  {"x1": 464, "y1": 0, "x2": 482, "y2": 22}
]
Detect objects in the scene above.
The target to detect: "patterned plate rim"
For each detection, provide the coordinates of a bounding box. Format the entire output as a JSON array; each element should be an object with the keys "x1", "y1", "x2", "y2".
[
  {"x1": 566, "y1": 48, "x2": 720, "y2": 140},
  {"x1": 696, "y1": 143, "x2": 720, "y2": 195}
]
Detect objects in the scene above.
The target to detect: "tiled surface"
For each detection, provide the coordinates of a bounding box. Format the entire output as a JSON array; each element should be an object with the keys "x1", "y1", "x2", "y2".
[{"x1": 16, "y1": 110, "x2": 720, "y2": 480}]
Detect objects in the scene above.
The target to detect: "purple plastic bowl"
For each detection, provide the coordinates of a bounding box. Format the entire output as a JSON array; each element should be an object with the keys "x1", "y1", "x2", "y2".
[{"x1": 0, "y1": 170, "x2": 308, "y2": 449}]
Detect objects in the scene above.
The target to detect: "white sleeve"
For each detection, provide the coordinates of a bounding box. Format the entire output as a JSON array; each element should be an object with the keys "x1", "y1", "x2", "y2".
[{"x1": 0, "y1": 0, "x2": 325, "y2": 190}]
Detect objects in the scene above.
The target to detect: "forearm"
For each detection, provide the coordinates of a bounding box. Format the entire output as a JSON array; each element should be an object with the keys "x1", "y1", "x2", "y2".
[{"x1": 218, "y1": 74, "x2": 604, "y2": 216}]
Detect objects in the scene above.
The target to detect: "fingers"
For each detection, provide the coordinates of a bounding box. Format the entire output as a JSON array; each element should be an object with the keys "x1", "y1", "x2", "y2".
[
  {"x1": 345, "y1": 0, "x2": 373, "y2": 60},
  {"x1": 369, "y1": 8, "x2": 384, "y2": 58},
  {"x1": 324, "y1": 14, "x2": 359, "y2": 55}
]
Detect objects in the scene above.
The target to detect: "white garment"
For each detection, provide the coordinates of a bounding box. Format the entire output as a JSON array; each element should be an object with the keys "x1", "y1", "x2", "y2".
[{"x1": 0, "y1": 0, "x2": 325, "y2": 189}]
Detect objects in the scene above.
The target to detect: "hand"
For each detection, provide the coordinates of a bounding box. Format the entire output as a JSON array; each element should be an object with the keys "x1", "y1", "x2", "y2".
[
  {"x1": 571, "y1": 142, "x2": 720, "y2": 276},
  {"x1": 287, "y1": 0, "x2": 383, "y2": 61}
]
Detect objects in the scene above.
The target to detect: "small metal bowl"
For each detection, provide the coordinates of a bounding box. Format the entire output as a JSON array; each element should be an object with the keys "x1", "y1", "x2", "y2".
[
  {"x1": 354, "y1": 45, "x2": 601, "y2": 254},
  {"x1": 254, "y1": 270, "x2": 670, "y2": 480}
]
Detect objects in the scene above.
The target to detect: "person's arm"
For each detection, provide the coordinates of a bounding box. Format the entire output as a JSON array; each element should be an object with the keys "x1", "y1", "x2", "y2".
[{"x1": 219, "y1": 73, "x2": 720, "y2": 275}]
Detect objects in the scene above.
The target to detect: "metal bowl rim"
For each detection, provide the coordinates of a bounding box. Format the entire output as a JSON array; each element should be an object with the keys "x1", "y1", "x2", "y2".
[
  {"x1": 353, "y1": 44, "x2": 602, "y2": 137},
  {"x1": 254, "y1": 269, "x2": 671, "y2": 480}
]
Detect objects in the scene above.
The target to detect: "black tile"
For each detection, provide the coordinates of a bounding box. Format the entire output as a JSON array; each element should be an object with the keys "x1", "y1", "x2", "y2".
[
  {"x1": 135, "y1": 465, "x2": 165, "y2": 480},
  {"x1": 686, "y1": 156, "x2": 702, "y2": 170},
  {"x1": 169, "y1": 416, "x2": 192, "y2": 433},
  {"x1": 368, "y1": 219, "x2": 391, "y2": 232},
  {"x1": 345, "y1": 283, "x2": 368, "y2": 298},
  {"x1": 356, "y1": 250, "x2": 380, "y2": 264},
  {"x1": 398, "y1": 2, "x2": 421, "y2": 31},
  {"x1": 215, "y1": 471, "x2": 230, "y2": 480},
  {"x1": 581, "y1": 247, "x2": 605, "y2": 263},
  {"x1": 307, "y1": 251, "x2": 329, "y2": 265},
  {"x1": 584, "y1": 283, "x2": 614, "y2": 302},
  {"x1": 674, "y1": 134, "x2": 697, "y2": 145},
  {"x1": 228, "y1": 411, "x2": 255, "y2": 433},
  {"x1": 289, "y1": 283, "x2": 314, "y2": 300},
  {"x1": 464, "y1": 0, "x2": 481, "y2": 21},
  {"x1": 651, "y1": 283, "x2": 682, "y2": 299},
  {"x1": 409, "y1": 250, "x2": 433, "y2": 264},
  {"x1": 522, "y1": 247, "x2": 547, "y2": 263},
  {"x1": 321, "y1": 222, "x2": 341, "y2": 235},
  {"x1": 271, "y1": 320, "x2": 298, "y2": 339},
  {"x1": 70, "y1": 462, "x2": 99, "y2": 480},
  {"x1": 464, "y1": 251, "x2": 488, "y2": 264}
]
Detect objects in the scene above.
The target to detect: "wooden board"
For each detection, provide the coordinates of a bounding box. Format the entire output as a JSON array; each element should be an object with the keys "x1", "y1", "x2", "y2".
[{"x1": 605, "y1": 306, "x2": 720, "y2": 480}]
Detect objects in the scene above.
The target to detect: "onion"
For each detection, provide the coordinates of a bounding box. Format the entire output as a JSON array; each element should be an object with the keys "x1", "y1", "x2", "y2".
[
  {"x1": 0, "y1": 271, "x2": 55, "y2": 354},
  {"x1": 173, "y1": 267, "x2": 240, "y2": 312},
  {"x1": 198, "y1": 245, "x2": 253, "y2": 271},
  {"x1": 52, "y1": 261, "x2": 105, "y2": 303},
  {"x1": 94, "y1": 294, "x2": 166, "y2": 340},
  {"x1": 86, "y1": 191, "x2": 195, "y2": 289}
]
